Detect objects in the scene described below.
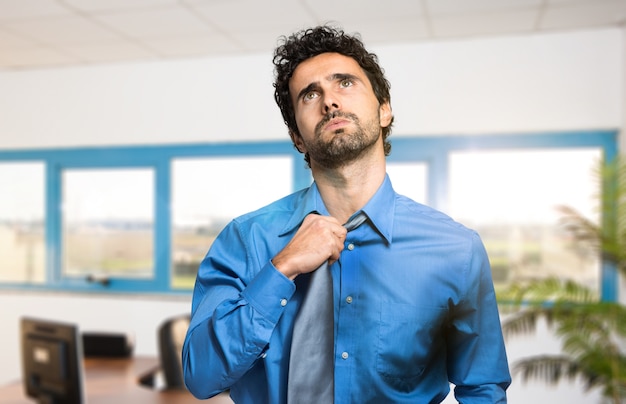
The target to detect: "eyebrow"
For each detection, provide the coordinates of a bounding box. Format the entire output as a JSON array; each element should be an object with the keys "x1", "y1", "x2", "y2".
[
  {"x1": 331, "y1": 73, "x2": 360, "y2": 83},
  {"x1": 295, "y1": 73, "x2": 362, "y2": 103},
  {"x1": 296, "y1": 82, "x2": 320, "y2": 103}
]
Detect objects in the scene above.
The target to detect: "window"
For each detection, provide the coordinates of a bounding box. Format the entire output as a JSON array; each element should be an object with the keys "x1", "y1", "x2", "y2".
[
  {"x1": 0, "y1": 131, "x2": 618, "y2": 299},
  {"x1": 61, "y1": 168, "x2": 155, "y2": 280},
  {"x1": 448, "y1": 148, "x2": 602, "y2": 294},
  {"x1": 387, "y1": 131, "x2": 617, "y2": 300},
  {"x1": 171, "y1": 156, "x2": 293, "y2": 289},
  {"x1": 387, "y1": 162, "x2": 428, "y2": 205},
  {"x1": 0, "y1": 162, "x2": 45, "y2": 284}
]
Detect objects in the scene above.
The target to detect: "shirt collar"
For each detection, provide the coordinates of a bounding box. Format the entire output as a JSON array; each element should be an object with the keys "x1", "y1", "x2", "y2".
[
  {"x1": 359, "y1": 174, "x2": 394, "y2": 244},
  {"x1": 279, "y1": 182, "x2": 324, "y2": 237},
  {"x1": 280, "y1": 175, "x2": 395, "y2": 244}
]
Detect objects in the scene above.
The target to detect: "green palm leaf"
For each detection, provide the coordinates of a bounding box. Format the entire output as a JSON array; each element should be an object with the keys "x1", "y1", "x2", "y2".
[
  {"x1": 513, "y1": 355, "x2": 584, "y2": 385},
  {"x1": 501, "y1": 156, "x2": 626, "y2": 403}
]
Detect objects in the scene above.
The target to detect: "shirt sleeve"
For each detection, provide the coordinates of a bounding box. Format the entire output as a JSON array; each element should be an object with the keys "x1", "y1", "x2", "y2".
[
  {"x1": 182, "y1": 220, "x2": 296, "y2": 399},
  {"x1": 447, "y1": 232, "x2": 511, "y2": 403}
]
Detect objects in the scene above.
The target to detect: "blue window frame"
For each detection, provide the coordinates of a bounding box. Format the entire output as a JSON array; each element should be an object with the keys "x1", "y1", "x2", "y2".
[
  {"x1": 0, "y1": 129, "x2": 618, "y2": 299},
  {"x1": 388, "y1": 129, "x2": 618, "y2": 301},
  {"x1": 0, "y1": 142, "x2": 303, "y2": 294}
]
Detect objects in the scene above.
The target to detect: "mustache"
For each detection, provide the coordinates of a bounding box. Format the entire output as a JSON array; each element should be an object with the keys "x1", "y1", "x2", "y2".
[{"x1": 315, "y1": 111, "x2": 359, "y2": 135}]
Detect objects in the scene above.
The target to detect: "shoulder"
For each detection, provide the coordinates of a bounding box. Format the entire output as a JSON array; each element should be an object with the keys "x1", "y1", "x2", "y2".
[
  {"x1": 205, "y1": 188, "x2": 310, "y2": 263},
  {"x1": 230, "y1": 188, "x2": 309, "y2": 230},
  {"x1": 395, "y1": 193, "x2": 476, "y2": 237},
  {"x1": 392, "y1": 192, "x2": 488, "y2": 264}
]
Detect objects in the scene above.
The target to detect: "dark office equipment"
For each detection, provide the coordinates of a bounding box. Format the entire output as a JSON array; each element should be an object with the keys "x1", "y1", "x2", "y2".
[
  {"x1": 21, "y1": 317, "x2": 84, "y2": 404},
  {"x1": 82, "y1": 332, "x2": 133, "y2": 358}
]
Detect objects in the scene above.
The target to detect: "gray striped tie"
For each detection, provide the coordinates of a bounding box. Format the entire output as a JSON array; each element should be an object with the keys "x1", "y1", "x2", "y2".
[{"x1": 287, "y1": 212, "x2": 368, "y2": 404}]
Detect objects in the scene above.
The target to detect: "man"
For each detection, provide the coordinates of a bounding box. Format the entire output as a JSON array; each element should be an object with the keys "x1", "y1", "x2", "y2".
[{"x1": 183, "y1": 25, "x2": 511, "y2": 403}]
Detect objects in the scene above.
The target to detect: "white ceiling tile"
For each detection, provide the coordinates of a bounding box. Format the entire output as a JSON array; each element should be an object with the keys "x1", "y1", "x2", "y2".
[
  {"x1": 0, "y1": 0, "x2": 623, "y2": 70},
  {"x1": 138, "y1": 34, "x2": 242, "y2": 57},
  {"x1": 59, "y1": 40, "x2": 158, "y2": 63},
  {"x1": 432, "y1": 10, "x2": 538, "y2": 38},
  {"x1": 0, "y1": 27, "x2": 39, "y2": 49},
  {"x1": 341, "y1": 18, "x2": 431, "y2": 44},
  {"x1": 547, "y1": 0, "x2": 626, "y2": 4},
  {"x1": 180, "y1": 0, "x2": 233, "y2": 4},
  {"x1": 5, "y1": 16, "x2": 122, "y2": 44},
  {"x1": 63, "y1": 0, "x2": 178, "y2": 13},
  {"x1": 229, "y1": 28, "x2": 296, "y2": 53},
  {"x1": 94, "y1": 6, "x2": 215, "y2": 38},
  {"x1": 427, "y1": 0, "x2": 543, "y2": 15},
  {"x1": 190, "y1": 0, "x2": 316, "y2": 31},
  {"x1": 2, "y1": 46, "x2": 79, "y2": 68},
  {"x1": 0, "y1": 0, "x2": 73, "y2": 21},
  {"x1": 541, "y1": 1, "x2": 626, "y2": 29},
  {"x1": 303, "y1": 0, "x2": 424, "y2": 23}
]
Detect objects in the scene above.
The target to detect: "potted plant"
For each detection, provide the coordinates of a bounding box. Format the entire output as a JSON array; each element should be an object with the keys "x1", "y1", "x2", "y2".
[{"x1": 501, "y1": 156, "x2": 626, "y2": 403}]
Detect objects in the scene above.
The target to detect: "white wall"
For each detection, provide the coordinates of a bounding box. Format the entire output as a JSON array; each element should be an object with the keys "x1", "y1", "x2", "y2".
[
  {"x1": 0, "y1": 28, "x2": 620, "y2": 149},
  {"x1": 0, "y1": 27, "x2": 623, "y2": 403}
]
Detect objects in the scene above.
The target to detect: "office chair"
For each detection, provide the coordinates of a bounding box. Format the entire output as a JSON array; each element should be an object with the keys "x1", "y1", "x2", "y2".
[
  {"x1": 158, "y1": 314, "x2": 190, "y2": 389},
  {"x1": 139, "y1": 314, "x2": 190, "y2": 390}
]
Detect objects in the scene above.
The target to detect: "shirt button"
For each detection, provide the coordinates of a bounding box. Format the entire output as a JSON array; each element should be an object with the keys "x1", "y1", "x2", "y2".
[
  {"x1": 280, "y1": 298, "x2": 287, "y2": 307},
  {"x1": 345, "y1": 296, "x2": 353, "y2": 304},
  {"x1": 347, "y1": 243, "x2": 355, "y2": 251},
  {"x1": 341, "y1": 352, "x2": 349, "y2": 360}
]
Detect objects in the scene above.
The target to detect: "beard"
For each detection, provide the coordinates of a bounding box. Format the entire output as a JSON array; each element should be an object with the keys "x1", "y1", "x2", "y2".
[{"x1": 305, "y1": 110, "x2": 381, "y2": 169}]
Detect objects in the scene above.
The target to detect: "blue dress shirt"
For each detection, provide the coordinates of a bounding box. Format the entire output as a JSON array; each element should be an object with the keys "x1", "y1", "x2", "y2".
[{"x1": 183, "y1": 175, "x2": 511, "y2": 403}]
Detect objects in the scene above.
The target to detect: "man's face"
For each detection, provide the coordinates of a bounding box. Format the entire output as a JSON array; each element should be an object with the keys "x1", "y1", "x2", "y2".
[{"x1": 288, "y1": 52, "x2": 392, "y2": 169}]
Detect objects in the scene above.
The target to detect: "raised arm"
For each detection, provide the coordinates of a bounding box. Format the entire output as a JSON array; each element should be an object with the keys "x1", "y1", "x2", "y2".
[{"x1": 182, "y1": 221, "x2": 296, "y2": 399}]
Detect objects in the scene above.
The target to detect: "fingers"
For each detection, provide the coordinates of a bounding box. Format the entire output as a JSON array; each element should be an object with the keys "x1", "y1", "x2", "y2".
[
  {"x1": 272, "y1": 214, "x2": 347, "y2": 280},
  {"x1": 302, "y1": 215, "x2": 347, "y2": 264},
  {"x1": 302, "y1": 214, "x2": 347, "y2": 241}
]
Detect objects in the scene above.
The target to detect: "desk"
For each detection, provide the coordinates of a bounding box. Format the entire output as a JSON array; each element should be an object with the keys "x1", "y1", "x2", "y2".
[{"x1": 0, "y1": 356, "x2": 233, "y2": 404}]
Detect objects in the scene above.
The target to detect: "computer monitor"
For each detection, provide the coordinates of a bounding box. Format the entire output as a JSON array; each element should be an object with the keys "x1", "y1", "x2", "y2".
[{"x1": 20, "y1": 317, "x2": 85, "y2": 404}]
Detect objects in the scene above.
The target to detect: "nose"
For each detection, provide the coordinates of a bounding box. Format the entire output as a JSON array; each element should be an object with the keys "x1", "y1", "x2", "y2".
[{"x1": 322, "y1": 93, "x2": 340, "y2": 114}]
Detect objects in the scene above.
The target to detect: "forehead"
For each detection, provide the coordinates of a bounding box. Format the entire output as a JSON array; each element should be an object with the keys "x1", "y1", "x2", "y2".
[{"x1": 289, "y1": 52, "x2": 370, "y2": 92}]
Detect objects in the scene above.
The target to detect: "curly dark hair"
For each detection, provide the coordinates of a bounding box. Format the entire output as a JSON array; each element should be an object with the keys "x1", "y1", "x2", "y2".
[{"x1": 273, "y1": 25, "x2": 394, "y2": 163}]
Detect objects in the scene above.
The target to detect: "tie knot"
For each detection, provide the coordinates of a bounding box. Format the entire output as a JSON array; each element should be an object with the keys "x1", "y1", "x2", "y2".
[{"x1": 344, "y1": 211, "x2": 367, "y2": 232}]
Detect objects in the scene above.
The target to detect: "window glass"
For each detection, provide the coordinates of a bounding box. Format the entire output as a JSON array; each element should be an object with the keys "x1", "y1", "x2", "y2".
[
  {"x1": 387, "y1": 162, "x2": 428, "y2": 205},
  {"x1": 171, "y1": 156, "x2": 293, "y2": 289},
  {"x1": 449, "y1": 149, "x2": 602, "y2": 294},
  {"x1": 61, "y1": 168, "x2": 154, "y2": 279},
  {"x1": 0, "y1": 162, "x2": 46, "y2": 283}
]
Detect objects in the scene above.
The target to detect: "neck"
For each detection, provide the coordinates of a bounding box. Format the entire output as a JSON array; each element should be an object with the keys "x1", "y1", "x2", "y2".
[{"x1": 311, "y1": 148, "x2": 386, "y2": 224}]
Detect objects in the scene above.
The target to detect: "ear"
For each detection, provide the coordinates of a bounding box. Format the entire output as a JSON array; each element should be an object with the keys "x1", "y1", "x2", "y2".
[
  {"x1": 289, "y1": 130, "x2": 306, "y2": 154},
  {"x1": 379, "y1": 101, "x2": 392, "y2": 128}
]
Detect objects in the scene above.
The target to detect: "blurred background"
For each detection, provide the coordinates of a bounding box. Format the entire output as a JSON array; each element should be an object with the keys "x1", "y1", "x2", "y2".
[{"x1": 1, "y1": 1, "x2": 625, "y2": 403}]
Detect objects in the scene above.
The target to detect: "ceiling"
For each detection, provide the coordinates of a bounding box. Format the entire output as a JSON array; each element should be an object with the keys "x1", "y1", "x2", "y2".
[{"x1": 0, "y1": 0, "x2": 625, "y2": 71}]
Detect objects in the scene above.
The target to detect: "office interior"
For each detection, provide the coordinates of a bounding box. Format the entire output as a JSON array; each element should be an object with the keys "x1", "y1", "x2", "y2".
[{"x1": 1, "y1": 1, "x2": 625, "y2": 403}]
